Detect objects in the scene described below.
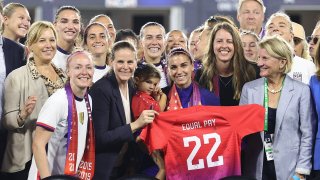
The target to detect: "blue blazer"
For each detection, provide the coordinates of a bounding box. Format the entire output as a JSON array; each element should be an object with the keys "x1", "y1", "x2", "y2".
[
  {"x1": 3, "y1": 37, "x2": 26, "y2": 76},
  {"x1": 89, "y1": 72, "x2": 135, "y2": 180},
  {"x1": 310, "y1": 75, "x2": 320, "y2": 170},
  {"x1": 240, "y1": 75, "x2": 315, "y2": 180}
]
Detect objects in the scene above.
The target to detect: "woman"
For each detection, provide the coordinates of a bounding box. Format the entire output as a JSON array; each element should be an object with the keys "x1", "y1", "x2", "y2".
[
  {"x1": 196, "y1": 22, "x2": 256, "y2": 106},
  {"x1": 240, "y1": 30, "x2": 260, "y2": 63},
  {"x1": 89, "y1": 41, "x2": 157, "y2": 179},
  {"x1": 240, "y1": 30, "x2": 261, "y2": 78},
  {"x1": 167, "y1": 47, "x2": 220, "y2": 110},
  {"x1": 29, "y1": 51, "x2": 95, "y2": 180},
  {"x1": 188, "y1": 27, "x2": 203, "y2": 71},
  {"x1": 310, "y1": 41, "x2": 320, "y2": 179},
  {"x1": 240, "y1": 35, "x2": 314, "y2": 180},
  {"x1": 1, "y1": 21, "x2": 66, "y2": 179},
  {"x1": 114, "y1": 29, "x2": 142, "y2": 60},
  {"x1": 2, "y1": 2, "x2": 30, "y2": 43},
  {"x1": 165, "y1": 30, "x2": 188, "y2": 54},
  {"x1": 89, "y1": 14, "x2": 116, "y2": 46},
  {"x1": 83, "y1": 22, "x2": 110, "y2": 83}
]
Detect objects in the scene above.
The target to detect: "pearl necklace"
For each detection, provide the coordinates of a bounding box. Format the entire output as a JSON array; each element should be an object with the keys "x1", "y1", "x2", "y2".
[{"x1": 267, "y1": 86, "x2": 283, "y2": 94}]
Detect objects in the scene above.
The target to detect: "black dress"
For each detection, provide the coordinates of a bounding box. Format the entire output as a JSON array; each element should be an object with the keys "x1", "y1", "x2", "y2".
[{"x1": 262, "y1": 107, "x2": 277, "y2": 180}]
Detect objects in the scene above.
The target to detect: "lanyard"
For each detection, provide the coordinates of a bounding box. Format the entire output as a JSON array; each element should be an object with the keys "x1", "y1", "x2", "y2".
[
  {"x1": 263, "y1": 77, "x2": 285, "y2": 131},
  {"x1": 263, "y1": 78, "x2": 269, "y2": 131}
]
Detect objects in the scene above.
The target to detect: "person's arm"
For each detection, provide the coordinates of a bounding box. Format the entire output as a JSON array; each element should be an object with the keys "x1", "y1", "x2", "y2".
[
  {"x1": 17, "y1": 96, "x2": 37, "y2": 126},
  {"x1": 2, "y1": 69, "x2": 36, "y2": 129},
  {"x1": 158, "y1": 94, "x2": 167, "y2": 112},
  {"x1": 153, "y1": 86, "x2": 167, "y2": 112},
  {"x1": 296, "y1": 85, "x2": 315, "y2": 176},
  {"x1": 239, "y1": 83, "x2": 249, "y2": 105},
  {"x1": 32, "y1": 126, "x2": 53, "y2": 179}
]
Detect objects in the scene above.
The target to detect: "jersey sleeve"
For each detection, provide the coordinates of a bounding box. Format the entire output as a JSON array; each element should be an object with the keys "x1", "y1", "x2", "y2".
[
  {"x1": 140, "y1": 112, "x2": 174, "y2": 153},
  {"x1": 36, "y1": 89, "x2": 67, "y2": 132},
  {"x1": 228, "y1": 104, "x2": 264, "y2": 139}
]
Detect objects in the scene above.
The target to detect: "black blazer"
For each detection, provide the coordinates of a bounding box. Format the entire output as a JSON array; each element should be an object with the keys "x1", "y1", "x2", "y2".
[
  {"x1": 89, "y1": 72, "x2": 135, "y2": 180},
  {"x1": 3, "y1": 37, "x2": 26, "y2": 76}
]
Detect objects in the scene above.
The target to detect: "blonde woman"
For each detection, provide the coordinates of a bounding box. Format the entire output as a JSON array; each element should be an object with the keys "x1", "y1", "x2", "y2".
[
  {"x1": 2, "y1": 21, "x2": 66, "y2": 179},
  {"x1": 240, "y1": 35, "x2": 314, "y2": 180}
]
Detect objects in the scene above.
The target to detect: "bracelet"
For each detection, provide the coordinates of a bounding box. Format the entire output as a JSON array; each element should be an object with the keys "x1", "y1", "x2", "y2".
[{"x1": 18, "y1": 111, "x2": 24, "y2": 121}]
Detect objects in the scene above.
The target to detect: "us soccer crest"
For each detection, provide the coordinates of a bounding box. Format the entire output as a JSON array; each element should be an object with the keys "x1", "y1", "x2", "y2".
[{"x1": 79, "y1": 112, "x2": 84, "y2": 125}]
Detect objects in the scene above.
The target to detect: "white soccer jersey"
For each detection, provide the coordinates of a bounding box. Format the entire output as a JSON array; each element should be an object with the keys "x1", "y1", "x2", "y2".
[{"x1": 28, "y1": 88, "x2": 91, "y2": 180}]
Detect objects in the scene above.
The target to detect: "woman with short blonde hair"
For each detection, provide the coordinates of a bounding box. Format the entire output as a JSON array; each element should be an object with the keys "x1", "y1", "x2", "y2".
[{"x1": 2, "y1": 21, "x2": 66, "y2": 179}]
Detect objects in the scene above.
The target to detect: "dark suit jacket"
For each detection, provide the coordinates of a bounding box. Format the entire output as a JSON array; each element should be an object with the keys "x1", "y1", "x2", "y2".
[
  {"x1": 3, "y1": 37, "x2": 26, "y2": 76},
  {"x1": 89, "y1": 72, "x2": 135, "y2": 180}
]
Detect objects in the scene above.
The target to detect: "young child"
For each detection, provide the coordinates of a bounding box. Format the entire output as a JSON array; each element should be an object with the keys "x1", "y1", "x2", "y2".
[
  {"x1": 132, "y1": 63, "x2": 167, "y2": 180},
  {"x1": 132, "y1": 63, "x2": 167, "y2": 119}
]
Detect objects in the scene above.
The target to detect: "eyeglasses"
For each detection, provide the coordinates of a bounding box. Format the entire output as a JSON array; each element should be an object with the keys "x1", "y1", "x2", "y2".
[
  {"x1": 293, "y1": 37, "x2": 303, "y2": 45},
  {"x1": 307, "y1": 36, "x2": 319, "y2": 44}
]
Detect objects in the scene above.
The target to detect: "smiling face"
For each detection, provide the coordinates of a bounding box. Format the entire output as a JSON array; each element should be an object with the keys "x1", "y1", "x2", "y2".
[
  {"x1": 166, "y1": 30, "x2": 187, "y2": 54},
  {"x1": 266, "y1": 16, "x2": 293, "y2": 43},
  {"x1": 141, "y1": 25, "x2": 166, "y2": 63},
  {"x1": 213, "y1": 29, "x2": 235, "y2": 63},
  {"x1": 168, "y1": 54, "x2": 194, "y2": 89},
  {"x1": 241, "y1": 34, "x2": 259, "y2": 62},
  {"x1": 112, "y1": 48, "x2": 137, "y2": 84},
  {"x1": 30, "y1": 28, "x2": 57, "y2": 64},
  {"x1": 67, "y1": 53, "x2": 94, "y2": 93},
  {"x1": 3, "y1": 7, "x2": 30, "y2": 41},
  {"x1": 54, "y1": 9, "x2": 81, "y2": 44},
  {"x1": 85, "y1": 24, "x2": 109, "y2": 57},
  {"x1": 237, "y1": 0, "x2": 264, "y2": 34},
  {"x1": 257, "y1": 48, "x2": 286, "y2": 78}
]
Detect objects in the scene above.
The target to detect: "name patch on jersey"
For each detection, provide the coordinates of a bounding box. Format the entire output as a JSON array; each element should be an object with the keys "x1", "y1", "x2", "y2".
[{"x1": 182, "y1": 119, "x2": 216, "y2": 131}]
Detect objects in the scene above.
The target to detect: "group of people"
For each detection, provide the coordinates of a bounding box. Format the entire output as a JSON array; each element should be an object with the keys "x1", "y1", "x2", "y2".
[{"x1": 0, "y1": 0, "x2": 320, "y2": 180}]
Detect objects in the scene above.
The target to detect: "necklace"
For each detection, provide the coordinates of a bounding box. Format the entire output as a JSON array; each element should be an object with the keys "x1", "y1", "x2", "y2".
[
  {"x1": 219, "y1": 76, "x2": 232, "y2": 87},
  {"x1": 267, "y1": 86, "x2": 283, "y2": 94}
]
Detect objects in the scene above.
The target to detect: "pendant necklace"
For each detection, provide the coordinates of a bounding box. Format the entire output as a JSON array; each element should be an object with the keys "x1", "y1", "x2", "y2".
[{"x1": 219, "y1": 76, "x2": 232, "y2": 87}]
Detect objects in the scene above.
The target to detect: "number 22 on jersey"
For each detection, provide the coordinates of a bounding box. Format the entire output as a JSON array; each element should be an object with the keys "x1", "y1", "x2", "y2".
[{"x1": 183, "y1": 133, "x2": 224, "y2": 170}]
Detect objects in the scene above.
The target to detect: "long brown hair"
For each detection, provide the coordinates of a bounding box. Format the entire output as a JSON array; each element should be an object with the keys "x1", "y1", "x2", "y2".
[{"x1": 198, "y1": 22, "x2": 256, "y2": 100}]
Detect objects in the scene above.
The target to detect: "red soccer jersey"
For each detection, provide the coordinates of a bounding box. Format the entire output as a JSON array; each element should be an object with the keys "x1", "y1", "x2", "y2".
[
  {"x1": 132, "y1": 91, "x2": 161, "y2": 120},
  {"x1": 140, "y1": 105, "x2": 264, "y2": 180}
]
